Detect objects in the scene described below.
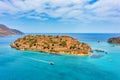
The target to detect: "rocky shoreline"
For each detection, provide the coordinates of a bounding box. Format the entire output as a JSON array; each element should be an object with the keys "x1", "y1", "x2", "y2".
[
  {"x1": 108, "y1": 37, "x2": 120, "y2": 44},
  {"x1": 10, "y1": 35, "x2": 91, "y2": 56}
]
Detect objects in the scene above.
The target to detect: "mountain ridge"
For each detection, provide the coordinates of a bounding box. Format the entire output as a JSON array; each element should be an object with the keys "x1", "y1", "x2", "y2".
[{"x1": 0, "y1": 24, "x2": 23, "y2": 36}]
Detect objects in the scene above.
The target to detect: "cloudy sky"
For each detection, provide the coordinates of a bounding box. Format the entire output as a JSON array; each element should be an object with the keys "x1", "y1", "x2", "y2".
[{"x1": 0, "y1": 0, "x2": 120, "y2": 33}]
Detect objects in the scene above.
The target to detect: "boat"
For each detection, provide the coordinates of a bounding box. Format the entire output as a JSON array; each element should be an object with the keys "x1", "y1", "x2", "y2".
[{"x1": 49, "y1": 62, "x2": 54, "y2": 65}]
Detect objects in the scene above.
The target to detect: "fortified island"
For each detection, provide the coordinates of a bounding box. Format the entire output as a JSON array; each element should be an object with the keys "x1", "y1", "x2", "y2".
[
  {"x1": 11, "y1": 35, "x2": 91, "y2": 56},
  {"x1": 108, "y1": 37, "x2": 120, "y2": 44}
]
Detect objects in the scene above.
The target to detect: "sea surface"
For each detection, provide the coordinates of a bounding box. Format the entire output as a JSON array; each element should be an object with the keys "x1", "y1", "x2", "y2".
[{"x1": 0, "y1": 33, "x2": 120, "y2": 80}]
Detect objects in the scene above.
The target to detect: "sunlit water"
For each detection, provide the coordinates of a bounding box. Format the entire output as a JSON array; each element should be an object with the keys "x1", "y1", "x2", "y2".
[{"x1": 0, "y1": 33, "x2": 120, "y2": 80}]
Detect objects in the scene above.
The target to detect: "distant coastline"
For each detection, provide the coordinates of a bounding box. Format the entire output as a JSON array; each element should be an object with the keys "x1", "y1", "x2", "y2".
[{"x1": 0, "y1": 24, "x2": 23, "y2": 36}]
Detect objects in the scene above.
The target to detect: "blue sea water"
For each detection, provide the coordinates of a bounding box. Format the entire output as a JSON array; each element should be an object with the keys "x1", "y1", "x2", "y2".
[{"x1": 0, "y1": 33, "x2": 120, "y2": 80}]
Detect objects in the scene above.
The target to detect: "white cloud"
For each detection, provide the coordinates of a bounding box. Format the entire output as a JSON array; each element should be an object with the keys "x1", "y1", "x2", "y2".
[
  {"x1": 85, "y1": 0, "x2": 120, "y2": 22},
  {"x1": 0, "y1": 0, "x2": 119, "y2": 23}
]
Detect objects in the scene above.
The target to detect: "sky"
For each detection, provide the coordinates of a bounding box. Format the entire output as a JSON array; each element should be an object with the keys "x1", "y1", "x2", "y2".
[{"x1": 0, "y1": 0, "x2": 120, "y2": 33}]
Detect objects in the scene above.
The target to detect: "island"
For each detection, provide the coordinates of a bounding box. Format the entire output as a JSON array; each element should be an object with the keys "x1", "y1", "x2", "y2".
[
  {"x1": 10, "y1": 35, "x2": 91, "y2": 56},
  {"x1": 108, "y1": 37, "x2": 120, "y2": 44},
  {"x1": 0, "y1": 24, "x2": 23, "y2": 36}
]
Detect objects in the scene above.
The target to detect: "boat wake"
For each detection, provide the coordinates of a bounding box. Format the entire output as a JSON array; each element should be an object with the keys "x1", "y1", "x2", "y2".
[{"x1": 23, "y1": 56, "x2": 54, "y2": 65}]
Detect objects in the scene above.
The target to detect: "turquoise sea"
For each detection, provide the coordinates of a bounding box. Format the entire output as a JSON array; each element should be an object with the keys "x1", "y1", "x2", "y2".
[{"x1": 0, "y1": 33, "x2": 120, "y2": 80}]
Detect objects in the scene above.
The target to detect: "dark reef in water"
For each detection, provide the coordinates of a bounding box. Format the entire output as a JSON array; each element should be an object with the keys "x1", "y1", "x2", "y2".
[{"x1": 90, "y1": 54, "x2": 104, "y2": 58}]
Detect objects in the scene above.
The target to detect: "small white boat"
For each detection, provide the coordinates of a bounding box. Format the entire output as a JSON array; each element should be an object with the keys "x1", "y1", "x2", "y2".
[{"x1": 49, "y1": 62, "x2": 54, "y2": 65}]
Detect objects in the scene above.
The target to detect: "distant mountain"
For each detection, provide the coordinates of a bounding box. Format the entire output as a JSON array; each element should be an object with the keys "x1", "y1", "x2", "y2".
[
  {"x1": 11, "y1": 29, "x2": 23, "y2": 35},
  {"x1": 0, "y1": 24, "x2": 23, "y2": 36}
]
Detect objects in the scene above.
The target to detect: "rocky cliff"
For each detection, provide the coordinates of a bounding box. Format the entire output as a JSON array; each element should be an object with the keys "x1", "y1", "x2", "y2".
[
  {"x1": 0, "y1": 24, "x2": 23, "y2": 36},
  {"x1": 10, "y1": 35, "x2": 91, "y2": 56},
  {"x1": 108, "y1": 37, "x2": 120, "y2": 44}
]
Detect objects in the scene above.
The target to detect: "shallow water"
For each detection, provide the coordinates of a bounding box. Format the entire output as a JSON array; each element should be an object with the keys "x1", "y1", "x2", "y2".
[{"x1": 0, "y1": 33, "x2": 120, "y2": 80}]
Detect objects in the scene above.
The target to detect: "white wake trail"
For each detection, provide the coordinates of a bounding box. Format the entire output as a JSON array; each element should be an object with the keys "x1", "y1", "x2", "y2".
[{"x1": 23, "y1": 56, "x2": 51, "y2": 64}]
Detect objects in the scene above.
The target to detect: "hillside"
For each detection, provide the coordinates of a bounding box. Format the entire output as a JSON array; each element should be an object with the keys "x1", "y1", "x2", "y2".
[{"x1": 0, "y1": 24, "x2": 23, "y2": 36}]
